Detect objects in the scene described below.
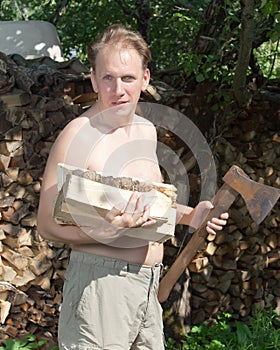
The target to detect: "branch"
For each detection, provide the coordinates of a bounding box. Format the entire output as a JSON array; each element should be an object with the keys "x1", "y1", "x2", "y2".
[
  {"x1": 135, "y1": 0, "x2": 151, "y2": 44},
  {"x1": 232, "y1": 0, "x2": 255, "y2": 108},
  {"x1": 114, "y1": 0, "x2": 139, "y2": 20},
  {"x1": 194, "y1": 0, "x2": 228, "y2": 54},
  {"x1": 253, "y1": 15, "x2": 276, "y2": 48},
  {"x1": 49, "y1": 0, "x2": 71, "y2": 25}
]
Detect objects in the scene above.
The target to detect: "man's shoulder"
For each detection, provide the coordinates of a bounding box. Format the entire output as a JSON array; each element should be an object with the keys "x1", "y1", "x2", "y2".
[
  {"x1": 67, "y1": 104, "x2": 98, "y2": 127},
  {"x1": 64, "y1": 114, "x2": 90, "y2": 132},
  {"x1": 134, "y1": 114, "x2": 155, "y2": 128},
  {"x1": 133, "y1": 115, "x2": 156, "y2": 140}
]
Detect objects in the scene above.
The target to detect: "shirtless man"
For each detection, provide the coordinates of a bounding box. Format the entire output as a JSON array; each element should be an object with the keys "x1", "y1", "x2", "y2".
[{"x1": 37, "y1": 24, "x2": 228, "y2": 350}]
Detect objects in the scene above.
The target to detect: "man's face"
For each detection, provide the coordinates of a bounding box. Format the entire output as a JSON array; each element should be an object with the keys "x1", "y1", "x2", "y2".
[{"x1": 91, "y1": 44, "x2": 150, "y2": 112}]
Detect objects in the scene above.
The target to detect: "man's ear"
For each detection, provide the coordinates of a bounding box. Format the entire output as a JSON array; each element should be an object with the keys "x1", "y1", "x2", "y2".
[
  {"x1": 141, "y1": 68, "x2": 150, "y2": 91},
  {"x1": 90, "y1": 71, "x2": 98, "y2": 93}
]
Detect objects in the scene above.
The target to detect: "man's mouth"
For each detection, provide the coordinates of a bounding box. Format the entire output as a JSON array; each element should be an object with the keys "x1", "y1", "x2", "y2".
[{"x1": 112, "y1": 101, "x2": 127, "y2": 105}]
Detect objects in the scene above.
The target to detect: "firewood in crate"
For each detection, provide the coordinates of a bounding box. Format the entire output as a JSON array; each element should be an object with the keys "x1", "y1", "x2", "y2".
[{"x1": 53, "y1": 163, "x2": 177, "y2": 243}]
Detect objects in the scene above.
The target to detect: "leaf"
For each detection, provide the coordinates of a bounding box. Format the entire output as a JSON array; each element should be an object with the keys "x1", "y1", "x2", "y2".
[
  {"x1": 236, "y1": 321, "x2": 252, "y2": 344},
  {"x1": 4, "y1": 338, "x2": 15, "y2": 350},
  {"x1": 14, "y1": 345, "x2": 21, "y2": 350},
  {"x1": 25, "y1": 343, "x2": 40, "y2": 349},
  {"x1": 208, "y1": 339, "x2": 226, "y2": 349},
  {"x1": 196, "y1": 73, "x2": 205, "y2": 82},
  {"x1": 211, "y1": 103, "x2": 220, "y2": 111},
  {"x1": 37, "y1": 340, "x2": 47, "y2": 346},
  {"x1": 260, "y1": 0, "x2": 268, "y2": 9},
  {"x1": 23, "y1": 335, "x2": 36, "y2": 342},
  {"x1": 190, "y1": 325, "x2": 203, "y2": 333},
  {"x1": 14, "y1": 340, "x2": 28, "y2": 347}
]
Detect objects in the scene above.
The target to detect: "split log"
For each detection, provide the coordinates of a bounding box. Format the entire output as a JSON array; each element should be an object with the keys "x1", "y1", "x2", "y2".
[{"x1": 53, "y1": 164, "x2": 177, "y2": 243}]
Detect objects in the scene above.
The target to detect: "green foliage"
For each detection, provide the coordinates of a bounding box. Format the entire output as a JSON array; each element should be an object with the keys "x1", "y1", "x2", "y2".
[
  {"x1": 181, "y1": 0, "x2": 279, "y2": 83},
  {"x1": 0, "y1": 0, "x2": 279, "y2": 81},
  {"x1": 166, "y1": 309, "x2": 280, "y2": 350},
  {"x1": 0, "y1": 0, "x2": 208, "y2": 69},
  {"x1": 149, "y1": 1, "x2": 206, "y2": 70},
  {"x1": 0, "y1": 334, "x2": 58, "y2": 350},
  {"x1": 182, "y1": 53, "x2": 235, "y2": 84},
  {"x1": 254, "y1": 0, "x2": 280, "y2": 79}
]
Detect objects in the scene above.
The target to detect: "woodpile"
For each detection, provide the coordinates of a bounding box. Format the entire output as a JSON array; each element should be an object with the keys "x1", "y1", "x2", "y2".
[
  {"x1": 162, "y1": 93, "x2": 280, "y2": 336},
  {"x1": 0, "y1": 50, "x2": 279, "y2": 344},
  {"x1": 0, "y1": 52, "x2": 86, "y2": 344},
  {"x1": 187, "y1": 102, "x2": 280, "y2": 325}
]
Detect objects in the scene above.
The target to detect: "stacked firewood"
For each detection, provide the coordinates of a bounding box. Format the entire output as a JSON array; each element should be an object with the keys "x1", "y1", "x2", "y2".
[
  {"x1": 162, "y1": 97, "x2": 280, "y2": 336},
  {"x1": 0, "y1": 50, "x2": 279, "y2": 344},
  {"x1": 187, "y1": 111, "x2": 280, "y2": 325},
  {"x1": 0, "y1": 52, "x2": 86, "y2": 343}
]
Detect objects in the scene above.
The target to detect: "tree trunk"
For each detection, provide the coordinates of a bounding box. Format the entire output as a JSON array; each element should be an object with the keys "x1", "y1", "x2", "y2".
[
  {"x1": 135, "y1": 0, "x2": 151, "y2": 45},
  {"x1": 114, "y1": 0, "x2": 153, "y2": 71},
  {"x1": 232, "y1": 0, "x2": 255, "y2": 108},
  {"x1": 194, "y1": 0, "x2": 228, "y2": 55}
]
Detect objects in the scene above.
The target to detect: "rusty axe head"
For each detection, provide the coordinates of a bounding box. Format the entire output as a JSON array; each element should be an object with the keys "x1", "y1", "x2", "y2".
[{"x1": 223, "y1": 165, "x2": 280, "y2": 225}]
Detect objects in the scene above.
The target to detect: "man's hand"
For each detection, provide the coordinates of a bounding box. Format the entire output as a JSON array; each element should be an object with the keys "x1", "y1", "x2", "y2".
[
  {"x1": 105, "y1": 192, "x2": 156, "y2": 228},
  {"x1": 190, "y1": 201, "x2": 229, "y2": 236}
]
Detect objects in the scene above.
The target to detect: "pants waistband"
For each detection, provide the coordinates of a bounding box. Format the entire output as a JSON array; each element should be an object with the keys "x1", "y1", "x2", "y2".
[{"x1": 70, "y1": 250, "x2": 162, "y2": 274}]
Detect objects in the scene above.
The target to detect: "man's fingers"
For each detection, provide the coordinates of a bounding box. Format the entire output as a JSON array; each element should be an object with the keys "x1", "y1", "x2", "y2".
[
  {"x1": 220, "y1": 212, "x2": 229, "y2": 220},
  {"x1": 106, "y1": 192, "x2": 155, "y2": 228},
  {"x1": 135, "y1": 204, "x2": 154, "y2": 227},
  {"x1": 105, "y1": 205, "x2": 123, "y2": 222},
  {"x1": 135, "y1": 207, "x2": 149, "y2": 227},
  {"x1": 123, "y1": 192, "x2": 142, "y2": 215},
  {"x1": 123, "y1": 192, "x2": 151, "y2": 227},
  {"x1": 207, "y1": 222, "x2": 223, "y2": 231},
  {"x1": 211, "y1": 216, "x2": 228, "y2": 227},
  {"x1": 142, "y1": 218, "x2": 157, "y2": 226},
  {"x1": 206, "y1": 213, "x2": 229, "y2": 236},
  {"x1": 141, "y1": 204, "x2": 150, "y2": 221}
]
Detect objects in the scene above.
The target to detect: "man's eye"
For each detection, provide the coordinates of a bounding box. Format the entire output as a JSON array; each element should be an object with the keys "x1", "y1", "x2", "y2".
[
  {"x1": 104, "y1": 75, "x2": 112, "y2": 80},
  {"x1": 122, "y1": 76, "x2": 134, "y2": 82}
]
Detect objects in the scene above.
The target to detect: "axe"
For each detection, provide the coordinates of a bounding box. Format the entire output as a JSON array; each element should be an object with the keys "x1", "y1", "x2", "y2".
[{"x1": 158, "y1": 165, "x2": 280, "y2": 303}]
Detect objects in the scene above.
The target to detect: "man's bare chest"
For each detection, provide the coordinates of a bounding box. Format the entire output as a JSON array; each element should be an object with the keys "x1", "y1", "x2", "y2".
[{"x1": 85, "y1": 134, "x2": 160, "y2": 181}]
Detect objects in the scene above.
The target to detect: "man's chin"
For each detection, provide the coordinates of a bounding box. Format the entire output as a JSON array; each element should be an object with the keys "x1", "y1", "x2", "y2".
[{"x1": 111, "y1": 102, "x2": 136, "y2": 118}]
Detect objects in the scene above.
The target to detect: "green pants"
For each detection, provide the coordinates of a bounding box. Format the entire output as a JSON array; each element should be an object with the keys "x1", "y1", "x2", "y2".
[{"x1": 58, "y1": 251, "x2": 165, "y2": 349}]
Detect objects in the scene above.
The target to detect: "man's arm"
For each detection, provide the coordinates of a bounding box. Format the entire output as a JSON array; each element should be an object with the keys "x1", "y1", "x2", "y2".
[
  {"x1": 176, "y1": 202, "x2": 229, "y2": 234},
  {"x1": 37, "y1": 119, "x2": 107, "y2": 244},
  {"x1": 37, "y1": 119, "x2": 156, "y2": 244}
]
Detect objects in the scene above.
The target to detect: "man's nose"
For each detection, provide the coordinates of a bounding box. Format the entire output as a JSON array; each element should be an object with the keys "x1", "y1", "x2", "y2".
[{"x1": 115, "y1": 78, "x2": 124, "y2": 95}]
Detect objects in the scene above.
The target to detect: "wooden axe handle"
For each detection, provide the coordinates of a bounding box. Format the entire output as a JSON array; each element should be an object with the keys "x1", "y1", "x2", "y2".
[{"x1": 158, "y1": 183, "x2": 238, "y2": 303}]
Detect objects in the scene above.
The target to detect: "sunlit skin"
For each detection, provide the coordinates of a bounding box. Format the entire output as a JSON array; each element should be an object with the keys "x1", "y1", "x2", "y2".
[
  {"x1": 91, "y1": 44, "x2": 150, "y2": 113},
  {"x1": 37, "y1": 43, "x2": 228, "y2": 266}
]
